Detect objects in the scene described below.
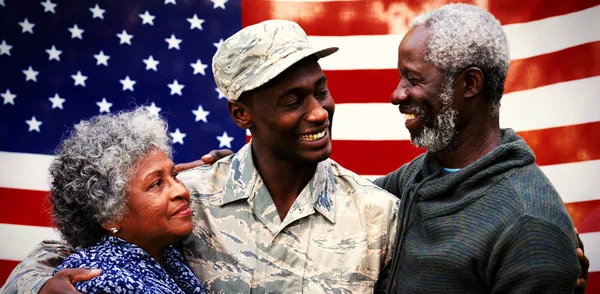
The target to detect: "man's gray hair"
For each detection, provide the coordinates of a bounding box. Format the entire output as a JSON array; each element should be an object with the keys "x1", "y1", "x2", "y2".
[
  {"x1": 49, "y1": 107, "x2": 172, "y2": 248},
  {"x1": 410, "y1": 3, "x2": 510, "y2": 117}
]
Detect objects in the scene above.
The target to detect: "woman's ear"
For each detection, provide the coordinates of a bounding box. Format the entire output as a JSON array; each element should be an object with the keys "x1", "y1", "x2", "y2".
[
  {"x1": 462, "y1": 67, "x2": 484, "y2": 99},
  {"x1": 227, "y1": 100, "x2": 252, "y2": 129}
]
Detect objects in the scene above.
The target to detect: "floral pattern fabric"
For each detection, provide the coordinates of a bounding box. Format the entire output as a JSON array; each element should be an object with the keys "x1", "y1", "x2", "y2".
[{"x1": 54, "y1": 235, "x2": 205, "y2": 294}]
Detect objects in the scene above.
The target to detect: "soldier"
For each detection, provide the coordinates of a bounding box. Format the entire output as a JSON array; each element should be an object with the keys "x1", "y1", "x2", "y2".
[{"x1": 1, "y1": 20, "x2": 400, "y2": 294}]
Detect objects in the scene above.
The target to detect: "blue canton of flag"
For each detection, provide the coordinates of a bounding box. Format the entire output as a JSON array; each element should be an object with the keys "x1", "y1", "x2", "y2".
[{"x1": 0, "y1": 0, "x2": 244, "y2": 163}]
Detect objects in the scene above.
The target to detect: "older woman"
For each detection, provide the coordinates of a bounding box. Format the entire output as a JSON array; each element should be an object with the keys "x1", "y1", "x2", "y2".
[{"x1": 49, "y1": 108, "x2": 204, "y2": 293}]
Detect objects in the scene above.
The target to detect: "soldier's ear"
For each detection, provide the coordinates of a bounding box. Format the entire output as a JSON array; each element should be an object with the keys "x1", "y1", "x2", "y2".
[
  {"x1": 462, "y1": 67, "x2": 484, "y2": 99},
  {"x1": 228, "y1": 100, "x2": 252, "y2": 129}
]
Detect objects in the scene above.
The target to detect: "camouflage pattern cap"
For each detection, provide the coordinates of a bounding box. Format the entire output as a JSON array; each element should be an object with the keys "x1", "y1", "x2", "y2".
[{"x1": 212, "y1": 19, "x2": 338, "y2": 101}]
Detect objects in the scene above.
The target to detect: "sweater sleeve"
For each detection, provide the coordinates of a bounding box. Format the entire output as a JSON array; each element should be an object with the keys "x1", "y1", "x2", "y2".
[
  {"x1": 0, "y1": 240, "x2": 74, "y2": 294},
  {"x1": 487, "y1": 215, "x2": 580, "y2": 294}
]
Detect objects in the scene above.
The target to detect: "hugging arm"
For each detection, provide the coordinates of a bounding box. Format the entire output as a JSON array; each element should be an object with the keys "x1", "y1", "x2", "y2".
[{"x1": 0, "y1": 240, "x2": 99, "y2": 294}]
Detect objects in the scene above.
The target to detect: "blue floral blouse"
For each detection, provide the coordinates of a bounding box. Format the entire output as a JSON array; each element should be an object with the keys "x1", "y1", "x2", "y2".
[{"x1": 54, "y1": 235, "x2": 205, "y2": 294}]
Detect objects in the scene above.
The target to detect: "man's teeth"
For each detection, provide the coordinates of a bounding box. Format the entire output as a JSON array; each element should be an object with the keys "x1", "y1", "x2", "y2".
[
  {"x1": 405, "y1": 113, "x2": 417, "y2": 120},
  {"x1": 300, "y1": 130, "x2": 326, "y2": 141}
]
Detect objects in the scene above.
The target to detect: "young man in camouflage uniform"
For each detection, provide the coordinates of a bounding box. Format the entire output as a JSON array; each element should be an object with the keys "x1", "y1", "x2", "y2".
[{"x1": 1, "y1": 20, "x2": 400, "y2": 294}]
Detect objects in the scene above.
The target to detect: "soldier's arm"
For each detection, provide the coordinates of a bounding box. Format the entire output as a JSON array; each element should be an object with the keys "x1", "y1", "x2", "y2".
[
  {"x1": 173, "y1": 149, "x2": 233, "y2": 172},
  {"x1": 374, "y1": 200, "x2": 401, "y2": 293},
  {"x1": 0, "y1": 240, "x2": 97, "y2": 294}
]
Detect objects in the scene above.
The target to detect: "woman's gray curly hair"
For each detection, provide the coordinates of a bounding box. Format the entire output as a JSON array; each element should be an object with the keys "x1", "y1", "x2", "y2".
[
  {"x1": 410, "y1": 3, "x2": 510, "y2": 117},
  {"x1": 49, "y1": 107, "x2": 172, "y2": 248}
]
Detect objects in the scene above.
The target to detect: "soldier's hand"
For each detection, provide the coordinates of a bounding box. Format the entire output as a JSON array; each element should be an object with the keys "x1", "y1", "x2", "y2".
[
  {"x1": 174, "y1": 149, "x2": 234, "y2": 173},
  {"x1": 575, "y1": 227, "x2": 589, "y2": 294},
  {"x1": 39, "y1": 268, "x2": 101, "y2": 294}
]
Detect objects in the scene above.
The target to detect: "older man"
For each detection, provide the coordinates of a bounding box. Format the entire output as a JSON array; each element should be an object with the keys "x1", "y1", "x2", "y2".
[
  {"x1": 1, "y1": 20, "x2": 399, "y2": 294},
  {"x1": 376, "y1": 4, "x2": 581, "y2": 293}
]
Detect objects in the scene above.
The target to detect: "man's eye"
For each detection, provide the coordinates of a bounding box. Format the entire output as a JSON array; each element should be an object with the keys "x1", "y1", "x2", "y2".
[
  {"x1": 284, "y1": 99, "x2": 302, "y2": 108},
  {"x1": 315, "y1": 89, "x2": 329, "y2": 99}
]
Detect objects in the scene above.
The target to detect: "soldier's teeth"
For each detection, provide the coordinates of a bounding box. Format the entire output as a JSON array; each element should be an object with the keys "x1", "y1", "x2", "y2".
[{"x1": 300, "y1": 130, "x2": 326, "y2": 141}]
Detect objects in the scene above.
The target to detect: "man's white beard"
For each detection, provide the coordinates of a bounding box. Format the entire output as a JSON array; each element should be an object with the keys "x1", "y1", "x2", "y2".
[{"x1": 411, "y1": 78, "x2": 458, "y2": 153}]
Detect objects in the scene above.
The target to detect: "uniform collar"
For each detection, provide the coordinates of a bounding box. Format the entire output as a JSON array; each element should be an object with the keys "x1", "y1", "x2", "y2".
[{"x1": 222, "y1": 143, "x2": 337, "y2": 225}]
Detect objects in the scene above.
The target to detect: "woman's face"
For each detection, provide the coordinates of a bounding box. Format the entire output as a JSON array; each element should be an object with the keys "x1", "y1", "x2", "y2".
[{"x1": 117, "y1": 149, "x2": 193, "y2": 251}]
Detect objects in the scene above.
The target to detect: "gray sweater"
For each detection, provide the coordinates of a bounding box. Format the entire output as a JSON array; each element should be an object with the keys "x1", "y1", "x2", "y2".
[{"x1": 375, "y1": 129, "x2": 580, "y2": 293}]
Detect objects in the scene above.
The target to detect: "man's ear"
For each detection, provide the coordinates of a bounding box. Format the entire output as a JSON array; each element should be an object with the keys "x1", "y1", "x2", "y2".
[
  {"x1": 227, "y1": 100, "x2": 252, "y2": 129},
  {"x1": 462, "y1": 67, "x2": 484, "y2": 99}
]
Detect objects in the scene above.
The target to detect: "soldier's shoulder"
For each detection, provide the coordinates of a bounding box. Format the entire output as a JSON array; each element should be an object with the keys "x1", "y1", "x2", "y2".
[
  {"x1": 178, "y1": 156, "x2": 233, "y2": 193},
  {"x1": 328, "y1": 159, "x2": 399, "y2": 204}
]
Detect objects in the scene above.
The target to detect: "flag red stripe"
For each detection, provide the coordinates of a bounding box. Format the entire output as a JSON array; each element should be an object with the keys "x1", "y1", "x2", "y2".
[
  {"x1": 241, "y1": 0, "x2": 600, "y2": 35},
  {"x1": 518, "y1": 122, "x2": 600, "y2": 166},
  {"x1": 325, "y1": 41, "x2": 600, "y2": 104},
  {"x1": 588, "y1": 272, "x2": 600, "y2": 294},
  {"x1": 0, "y1": 188, "x2": 52, "y2": 228},
  {"x1": 488, "y1": 0, "x2": 600, "y2": 25},
  {"x1": 0, "y1": 260, "x2": 20, "y2": 286},
  {"x1": 328, "y1": 122, "x2": 600, "y2": 175},
  {"x1": 568, "y1": 199, "x2": 600, "y2": 234}
]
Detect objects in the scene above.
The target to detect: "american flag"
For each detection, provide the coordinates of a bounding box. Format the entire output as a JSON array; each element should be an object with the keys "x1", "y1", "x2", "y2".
[{"x1": 1, "y1": 0, "x2": 599, "y2": 291}]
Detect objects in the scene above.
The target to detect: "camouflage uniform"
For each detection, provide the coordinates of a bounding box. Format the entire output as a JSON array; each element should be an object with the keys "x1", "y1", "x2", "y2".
[{"x1": 179, "y1": 143, "x2": 400, "y2": 293}]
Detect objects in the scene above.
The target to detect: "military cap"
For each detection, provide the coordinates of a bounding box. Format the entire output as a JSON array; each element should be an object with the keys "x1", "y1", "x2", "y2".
[{"x1": 212, "y1": 19, "x2": 338, "y2": 100}]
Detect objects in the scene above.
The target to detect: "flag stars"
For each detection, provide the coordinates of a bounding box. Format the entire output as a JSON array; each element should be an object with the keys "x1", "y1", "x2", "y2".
[
  {"x1": 190, "y1": 59, "x2": 208, "y2": 75},
  {"x1": 19, "y1": 18, "x2": 35, "y2": 34},
  {"x1": 117, "y1": 30, "x2": 133, "y2": 45},
  {"x1": 164, "y1": 0, "x2": 176, "y2": 5},
  {"x1": 120, "y1": 76, "x2": 136, "y2": 92},
  {"x1": 215, "y1": 87, "x2": 226, "y2": 99},
  {"x1": 165, "y1": 34, "x2": 182, "y2": 50},
  {"x1": 139, "y1": 11, "x2": 155, "y2": 26},
  {"x1": 168, "y1": 80, "x2": 185, "y2": 96},
  {"x1": 145, "y1": 102, "x2": 161, "y2": 116},
  {"x1": 89, "y1": 4, "x2": 106, "y2": 19},
  {"x1": 46, "y1": 45, "x2": 62, "y2": 61},
  {"x1": 40, "y1": 0, "x2": 57, "y2": 14},
  {"x1": 170, "y1": 128, "x2": 186, "y2": 144},
  {"x1": 94, "y1": 51, "x2": 110, "y2": 66},
  {"x1": 0, "y1": 40, "x2": 12, "y2": 56},
  {"x1": 187, "y1": 14, "x2": 205, "y2": 30},
  {"x1": 143, "y1": 55, "x2": 159, "y2": 71},
  {"x1": 211, "y1": 0, "x2": 228, "y2": 9},
  {"x1": 96, "y1": 98, "x2": 112, "y2": 113},
  {"x1": 23, "y1": 66, "x2": 39, "y2": 82},
  {"x1": 1, "y1": 89, "x2": 16, "y2": 105},
  {"x1": 48, "y1": 93, "x2": 65, "y2": 109},
  {"x1": 0, "y1": 0, "x2": 5, "y2": 7},
  {"x1": 192, "y1": 105, "x2": 210, "y2": 123},
  {"x1": 71, "y1": 71, "x2": 88, "y2": 87},
  {"x1": 213, "y1": 39, "x2": 223, "y2": 50},
  {"x1": 26, "y1": 116, "x2": 43, "y2": 132},
  {"x1": 217, "y1": 131, "x2": 234, "y2": 148},
  {"x1": 68, "y1": 24, "x2": 84, "y2": 39}
]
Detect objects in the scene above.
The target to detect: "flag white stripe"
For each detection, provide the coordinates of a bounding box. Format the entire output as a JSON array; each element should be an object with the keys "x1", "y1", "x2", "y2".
[
  {"x1": 0, "y1": 151, "x2": 53, "y2": 191},
  {"x1": 310, "y1": 5, "x2": 600, "y2": 70},
  {"x1": 0, "y1": 224, "x2": 61, "y2": 261},
  {"x1": 331, "y1": 77, "x2": 600, "y2": 141}
]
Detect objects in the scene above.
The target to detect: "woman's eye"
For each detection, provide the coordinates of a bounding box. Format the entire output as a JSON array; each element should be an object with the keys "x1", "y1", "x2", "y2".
[{"x1": 149, "y1": 179, "x2": 162, "y2": 189}]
